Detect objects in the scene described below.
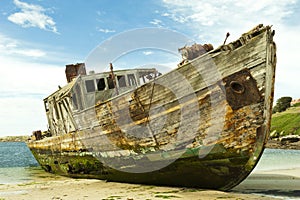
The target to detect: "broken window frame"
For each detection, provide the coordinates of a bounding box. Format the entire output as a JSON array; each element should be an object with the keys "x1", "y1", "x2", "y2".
[
  {"x1": 117, "y1": 75, "x2": 127, "y2": 87},
  {"x1": 85, "y1": 79, "x2": 96, "y2": 93},
  {"x1": 96, "y1": 78, "x2": 106, "y2": 91},
  {"x1": 127, "y1": 74, "x2": 137, "y2": 86}
]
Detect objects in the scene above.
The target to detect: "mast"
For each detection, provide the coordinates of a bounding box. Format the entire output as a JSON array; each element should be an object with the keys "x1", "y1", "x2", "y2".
[{"x1": 109, "y1": 63, "x2": 119, "y2": 95}]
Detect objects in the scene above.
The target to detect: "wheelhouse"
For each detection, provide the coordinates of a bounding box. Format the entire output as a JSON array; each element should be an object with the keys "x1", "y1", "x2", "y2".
[
  {"x1": 43, "y1": 64, "x2": 160, "y2": 136},
  {"x1": 72, "y1": 68, "x2": 159, "y2": 110}
]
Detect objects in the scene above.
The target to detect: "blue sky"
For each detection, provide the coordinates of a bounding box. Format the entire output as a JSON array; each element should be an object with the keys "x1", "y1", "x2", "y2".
[{"x1": 0, "y1": 0, "x2": 299, "y2": 136}]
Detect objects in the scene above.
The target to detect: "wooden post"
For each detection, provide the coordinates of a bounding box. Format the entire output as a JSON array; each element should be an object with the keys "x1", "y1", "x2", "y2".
[
  {"x1": 109, "y1": 63, "x2": 119, "y2": 95},
  {"x1": 223, "y1": 32, "x2": 230, "y2": 45}
]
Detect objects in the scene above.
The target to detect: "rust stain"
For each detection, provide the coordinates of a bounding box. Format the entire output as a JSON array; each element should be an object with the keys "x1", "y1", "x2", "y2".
[{"x1": 221, "y1": 69, "x2": 262, "y2": 110}]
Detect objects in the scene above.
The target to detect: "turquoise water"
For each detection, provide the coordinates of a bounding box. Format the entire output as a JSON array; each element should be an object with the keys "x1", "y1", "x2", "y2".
[
  {"x1": 0, "y1": 142, "x2": 41, "y2": 184},
  {"x1": 254, "y1": 148, "x2": 300, "y2": 172},
  {"x1": 0, "y1": 142, "x2": 38, "y2": 168},
  {"x1": 236, "y1": 149, "x2": 300, "y2": 200}
]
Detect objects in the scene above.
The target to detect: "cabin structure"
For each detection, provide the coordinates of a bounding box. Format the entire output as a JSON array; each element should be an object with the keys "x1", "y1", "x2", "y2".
[{"x1": 43, "y1": 63, "x2": 159, "y2": 137}]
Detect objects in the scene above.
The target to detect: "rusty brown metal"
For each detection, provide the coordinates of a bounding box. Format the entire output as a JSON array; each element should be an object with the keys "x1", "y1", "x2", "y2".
[
  {"x1": 221, "y1": 69, "x2": 262, "y2": 110},
  {"x1": 65, "y1": 63, "x2": 86, "y2": 83},
  {"x1": 223, "y1": 32, "x2": 230, "y2": 45},
  {"x1": 109, "y1": 63, "x2": 119, "y2": 95},
  {"x1": 32, "y1": 130, "x2": 42, "y2": 140},
  {"x1": 179, "y1": 43, "x2": 214, "y2": 60}
]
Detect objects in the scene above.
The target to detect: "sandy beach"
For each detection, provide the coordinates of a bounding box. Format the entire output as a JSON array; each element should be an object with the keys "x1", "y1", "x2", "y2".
[
  {"x1": 0, "y1": 177, "x2": 276, "y2": 200},
  {"x1": 1, "y1": 168, "x2": 299, "y2": 200}
]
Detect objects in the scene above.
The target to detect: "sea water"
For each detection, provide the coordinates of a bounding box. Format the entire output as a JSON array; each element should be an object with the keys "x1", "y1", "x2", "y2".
[
  {"x1": 235, "y1": 148, "x2": 300, "y2": 200},
  {"x1": 254, "y1": 148, "x2": 300, "y2": 172},
  {"x1": 254, "y1": 149, "x2": 300, "y2": 172},
  {"x1": 0, "y1": 142, "x2": 40, "y2": 184}
]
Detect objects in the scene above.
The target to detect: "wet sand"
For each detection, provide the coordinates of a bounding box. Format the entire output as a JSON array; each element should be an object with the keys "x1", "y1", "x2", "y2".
[
  {"x1": 234, "y1": 168, "x2": 300, "y2": 199},
  {"x1": 0, "y1": 178, "x2": 277, "y2": 200},
  {"x1": 2, "y1": 169, "x2": 299, "y2": 200}
]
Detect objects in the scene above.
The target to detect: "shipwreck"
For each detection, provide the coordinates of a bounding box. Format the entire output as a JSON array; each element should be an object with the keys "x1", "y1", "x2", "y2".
[{"x1": 28, "y1": 24, "x2": 276, "y2": 190}]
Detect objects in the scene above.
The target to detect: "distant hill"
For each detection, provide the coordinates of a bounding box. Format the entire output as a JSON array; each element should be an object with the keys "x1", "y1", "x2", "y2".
[
  {"x1": 271, "y1": 104, "x2": 300, "y2": 136},
  {"x1": 0, "y1": 135, "x2": 29, "y2": 142}
]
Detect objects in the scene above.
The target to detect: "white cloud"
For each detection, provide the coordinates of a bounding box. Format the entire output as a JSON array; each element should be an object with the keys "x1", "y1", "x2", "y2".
[
  {"x1": 0, "y1": 33, "x2": 77, "y2": 63},
  {"x1": 161, "y1": 0, "x2": 297, "y2": 41},
  {"x1": 161, "y1": 12, "x2": 170, "y2": 17},
  {"x1": 97, "y1": 28, "x2": 116, "y2": 33},
  {"x1": 150, "y1": 19, "x2": 164, "y2": 27},
  {"x1": 273, "y1": 25, "x2": 300, "y2": 100},
  {"x1": 0, "y1": 97, "x2": 47, "y2": 136},
  {"x1": 0, "y1": 60, "x2": 65, "y2": 95},
  {"x1": 0, "y1": 33, "x2": 67, "y2": 136},
  {"x1": 96, "y1": 10, "x2": 106, "y2": 16},
  {"x1": 0, "y1": 54, "x2": 66, "y2": 136},
  {"x1": 143, "y1": 51, "x2": 154, "y2": 56},
  {"x1": 8, "y1": 0, "x2": 58, "y2": 33},
  {"x1": 15, "y1": 49, "x2": 46, "y2": 57},
  {"x1": 0, "y1": 33, "x2": 46, "y2": 58}
]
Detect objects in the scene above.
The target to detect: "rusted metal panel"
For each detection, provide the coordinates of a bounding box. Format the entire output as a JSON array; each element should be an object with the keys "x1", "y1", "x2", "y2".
[
  {"x1": 179, "y1": 43, "x2": 214, "y2": 60},
  {"x1": 65, "y1": 63, "x2": 86, "y2": 83},
  {"x1": 221, "y1": 69, "x2": 262, "y2": 110}
]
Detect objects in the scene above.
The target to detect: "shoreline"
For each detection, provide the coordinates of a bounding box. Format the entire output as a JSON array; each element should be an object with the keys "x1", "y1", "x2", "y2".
[
  {"x1": 234, "y1": 168, "x2": 300, "y2": 199},
  {"x1": 265, "y1": 139, "x2": 300, "y2": 150},
  {"x1": 0, "y1": 177, "x2": 279, "y2": 200},
  {"x1": 0, "y1": 136, "x2": 29, "y2": 143},
  {"x1": 1, "y1": 166, "x2": 300, "y2": 200}
]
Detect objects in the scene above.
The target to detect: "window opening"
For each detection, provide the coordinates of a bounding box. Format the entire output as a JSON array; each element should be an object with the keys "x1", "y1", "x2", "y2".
[
  {"x1": 71, "y1": 92, "x2": 78, "y2": 110},
  {"x1": 44, "y1": 101, "x2": 49, "y2": 112},
  {"x1": 107, "y1": 75, "x2": 115, "y2": 89},
  {"x1": 117, "y1": 75, "x2": 126, "y2": 87},
  {"x1": 85, "y1": 80, "x2": 95, "y2": 92},
  {"x1": 74, "y1": 84, "x2": 83, "y2": 110},
  {"x1": 127, "y1": 74, "x2": 136, "y2": 86},
  {"x1": 97, "y1": 78, "x2": 106, "y2": 91}
]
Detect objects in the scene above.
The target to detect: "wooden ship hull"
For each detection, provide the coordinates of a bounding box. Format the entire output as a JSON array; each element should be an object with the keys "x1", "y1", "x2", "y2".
[{"x1": 27, "y1": 25, "x2": 276, "y2": 191}]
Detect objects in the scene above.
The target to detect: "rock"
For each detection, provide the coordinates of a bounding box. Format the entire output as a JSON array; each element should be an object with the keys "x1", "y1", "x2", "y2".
[
  {"x1": 266, "y1": 137, "x2": 300, "y2": 150},
  {"x1": 270, "y1": 130, "x2": 279, "y2": 138},
  {"x1": 280, "y1": 135, "x2": 300, "y2": 145}
]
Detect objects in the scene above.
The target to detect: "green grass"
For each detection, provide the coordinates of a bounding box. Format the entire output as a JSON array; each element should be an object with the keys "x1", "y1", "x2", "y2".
[
  {"x1": 154, "y1": 194, "x2": 180, "y2": 199},
  {"x1": 17, "y1": 182, "x2": 41, "y2": 186},
  {"x1": 180, "y1": 188, "x2": 199, "y2": 192},
  {"x1": 292, "y1": 102, "x2": 300, "y2": 107},
  {"x1": 153, "y1": 190, "x2": 180, "y2": 194},
  {"x1": 271, "y1": 106, "x2": 300, "y2": 135},
  {"x1": 101, "y1": 196, "x2": 123, "y2": 200}
]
